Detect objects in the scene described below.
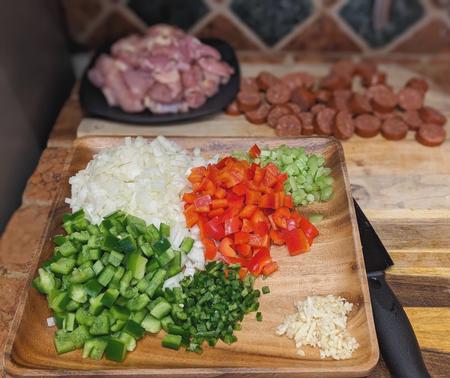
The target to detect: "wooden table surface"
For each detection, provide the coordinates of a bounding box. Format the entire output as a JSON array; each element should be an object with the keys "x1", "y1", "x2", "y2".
[{"x1": 1, "y1": 58, "x2": 449, "y2": 377}]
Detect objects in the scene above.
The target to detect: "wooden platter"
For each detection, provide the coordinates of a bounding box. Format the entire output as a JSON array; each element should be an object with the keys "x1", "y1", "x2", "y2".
[{"x1": 4, "y1": 136, "x2": 379, "y2": 377}]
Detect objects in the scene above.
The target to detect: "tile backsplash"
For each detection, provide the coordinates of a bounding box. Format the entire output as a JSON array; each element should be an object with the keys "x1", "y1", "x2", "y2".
[{"x1": 62, "y1": 0, "x2": 450, "y2": 54}]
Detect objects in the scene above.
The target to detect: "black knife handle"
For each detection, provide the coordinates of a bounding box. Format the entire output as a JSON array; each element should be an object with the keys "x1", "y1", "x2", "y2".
[{"x1": 368, "y1": 272, "x2": 430, "y2": 378}]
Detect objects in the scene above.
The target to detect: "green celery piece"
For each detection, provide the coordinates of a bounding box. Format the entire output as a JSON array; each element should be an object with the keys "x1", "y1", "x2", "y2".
[{"x1": 150, "y1": 300, "x2": 172, "y2": 320}]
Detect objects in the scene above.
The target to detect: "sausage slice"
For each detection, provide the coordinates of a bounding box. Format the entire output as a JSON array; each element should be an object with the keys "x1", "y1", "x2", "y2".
[
  {"x1": 402, "y1": 110, "x2": 423, "y2": 131},
  {"x1": 314, "y1": 107, "x2": 336, "y2": 136},
  {"x1": 406, "y1": 78, "x2": 428, "y2": 94},
  {"x1": 240, "y1": 77, "x2": 259, "y2": 93},
  {"x1": 267, "y1": 105, "x2": 291, "y2": 128},
  {"x1": 225, "y1": 100, "x2": 241, "y2": 116},
  {"x1": 416, "y1": 124, "x2": 446, "y2": 147},
  {"x1": 333, "y1": 111, "x2": 355, "y2": 140},
  {"x1": 354, "y1": 114, "x2": 381, "y2": 138},
  {"x1": 370, "y1": 85, "x2": 398, "y2": 112},
  {"x1": 331, "y1": 90, "x2": 352, "y2": 112},
  {"x1": 266, "y1": 83, "x2": 292, "y2": 105},
  {"x1": 398, "y1": 87, "x2": 424, "y2": 111},
  {"x1": 237, "y1": 91, "x2": 261, "y2": 112},
  {"x1": 245, "y1": 103, "x2": 270, "y2": 124},
  {"x1": 381, "y1": 117, "x2": 408, "y2": 140},
  {"x1": 349, "y1": 93, "x2": 372, "y2": 114},
  {"x1": 275, "y1": 114, "x2": 302, "y2": 136},
  {"x1": 256, "y1": 71, "x2": 280, "y2": 91},
  {"x1": 298, "y1": 112, "x2": 314, "y2": 135},
  {"x1": 290, "y1": 87, "x2": 316, "y2": 111},
  {"x1": 418, "y1": 106, "x2": 446, "y2": 126},
  {"x1": 315, "y1": 89, "x2": 332, "y2": 104}
]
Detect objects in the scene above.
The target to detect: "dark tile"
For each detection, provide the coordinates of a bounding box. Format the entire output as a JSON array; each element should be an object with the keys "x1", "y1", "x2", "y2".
[
  {"x1": 230, "y1": 0, "x2": 313, "y2": 46},
  {"x1": 340, "y1": 0, "x2": 424, "y2": 48},
  {"x1": 283, "y1": 13, "x2": 361, "y2": 52},
  {"x1": 393, "y1": 18, "x2": 450, "y2": 53},
  {"x1": 128, "y1": 0, "x2": 209, "y2": 30},
  {"x1": 195, "y1": 14, "x2": 259, "y2": 49}
]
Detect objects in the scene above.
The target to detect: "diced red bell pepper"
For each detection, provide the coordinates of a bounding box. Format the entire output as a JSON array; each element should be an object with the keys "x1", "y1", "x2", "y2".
[
  {"x1": 272, "y1": 207, "x2": 291, "y2": 229},
  {"x1": 184, "y1": 205, "x2": 199, "y2": 228},
  {"x1": 208, "y1": 208, "x2": 225, "y2": 218},
  {"x1": 227, "y1": 192, "x2": 244, "y2": 210},
  {"x1": 247, "y1": 248, "x2": 272, "y2": 276},
  {"x1": 235, "y1": 243, "x2": 252, "y2": 257},
  {"x1": 286, "y1": 218, "x2": 297, "y2": 231},
  {"x1": 194, "y1": 195, "x2": 212, "y2": 210},
  {"x1": 232, "y1": 182, "x2": 248, "y2": 196},
  {"x1": 253, "y1": 167, "x2": 265, "y2": 185},
  {"x1": 283, "y1": 228, "x2": 310, "y2": 256},
  {"x1": 262, "y1": 170, "x2": 278, "y2": 188},
  {"x1": 270, "y1": 230, "x2": 285, "y2": 245},
  {"x1": 277, "y1": 173, "x2": 288, "y2": 183},
  {"x1": 262, "y1": 261, "x2": 278, "y2": 276},
  {"x1": 219, "y1": 237, "x2": 237, "y2": 257},
  {"x1": 284, "y1": 195, "x2": 294, "y2": 208},
  {"x1": 238, "y1": 267, "x2": 248, "y2": 279},
  {"x1": 249, "y1": 233, "x2": 270, "y2": 248},
  {"x1": 264, "y1": 162, "x2": 280, "y2": 176},
  {"x1": 241, "y1": 219, "x2": 253, "y2": 233},
  {"x1": 182, "y1": 192, "x2": 196, "y2": 204},
  {"x1": 250, "y1": 209, "x2": 268, "y2": 226},
  {"x1": 253, "y1": 221, "x2": 269, "y2": 237},
  {"x1": 259, "y1": 193, "x2": 276, "y2": 209},
  {"x1": 211, "y1": 199, "x2": 228, "y2": 209},
  {"x1": 234, "y1": 231, "x2": 250, "y2": 245},
  {"x1": 204, "y1": 179, "x2": 216, "y2": 196},
  {"x1": 245, "y1": 190, "x2": 261, "y2": 205},
  {"x1": 299, "y1": 217, "x2": 319, "y2": 245},
  {"x1": 214, "y1": 187, "x2": 227, "y2": 199},
  {"x1": 224, "y1": 216, "x2": 241, "y2": 236},
  {"x1": 239, "y1": 204, "x2": 257, "y2": 219},
  {"x1": 205, "y1": 216, "x2": 225, "y2": 240},
  {"x1": 202, "y1": 238, "x2": 217, "y2": 260},
  {"x1": 248, "y1": 144, "x2": 261, "y2": 159}
]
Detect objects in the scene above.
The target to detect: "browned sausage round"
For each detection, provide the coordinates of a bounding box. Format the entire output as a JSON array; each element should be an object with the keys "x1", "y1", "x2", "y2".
[
  {"x1": 286, "y1": 102, "x2": 301, "y2": 116},
  {"x1": 315, "y1": 89, "x2": 332, "y2": 104},
  {"x1": 275, "y1": 114, "x2": 302, "y2": 136},
  {"x1": 237, "y1": 91, "x2": 261, "y2": 112},
  {"x1": 398, "y1": 87, "x2": 424, "y2": 111},
  {"x1": 373, "y1": 111, "x2": 397, "y2": 121},
  {"x1": 406, "y1": 77, "x2": 428, "y2": 94},
  {"x1": 331, "y1": 90, "x2": 352, "y2": 112},
  {"x1": 311, "y1": 104, "x2": 326, "y2": 114},
  {"x1": 298, "y1": 112, "x2": 314, "y2": 135},
  {"x1": 330, "y1": 60, "x2": 355, "y2": 80},
  {"x1": 370, "y1": 85, "x2": 398, "y2": 113},
  {"x1": 314, "y1": 108, "x2": 336, "y2": 136},
  {"x1": 225, "y1": 100, "x2": 241, "y2": 116},
  {"x1": 354, "y1": 114, "x2": 381, "y2": 138},
  {"x1": 281, "y1": 72, "x2": 316, "y2": 90},
  {"x1": 366, "y1": 71, "x2": 386, "y2": 86},
  {"x1": 320, "y1": 74, "x2": 349, "y2": 91},
  {"x1": 290, "y1": 87, "x2": 316, "y2": 111},
  {"x1": 240, "y1": 77, "x2": 259, "y2": 93},
  {"x1": 333, "y1": 111, "x2": 355, "y2": 140},
  {"x1": 349, "y1": 93, "x2": 372, "y2": 114},
  {"x1": 266, "y1": 83, "x2": 292, "y2": 105},
  {"x1": 418, "y1": 106, "x2": 446, "y2": 126},
  {"x1": 355, "y1": 61, "x2": 377, "y2": 87},
  {"x1": 267, "y1": 105, "x2": 292, "y2": 128},
  {"x1": 245, "y1": 103, "x2": 270, "y2": 125},
  {"x1": 416, "y1": 124, "x2": 446, "y2": 147},
  {"x1": 402, "y1": 110, "x2": 423, "y2": 131},
  {"x1": 256, "y1": 71, "x2": 280, "y2": 91},
  {"x1": 381, "y1": 117, "x2": 408, "y2": 140}
]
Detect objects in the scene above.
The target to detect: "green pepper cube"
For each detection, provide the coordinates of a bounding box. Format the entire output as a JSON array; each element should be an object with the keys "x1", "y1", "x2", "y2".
[
  {"x1": 76, "y1": 307, "x2": 95, "y2": 326},
  {"x1": 117, "y1": 235, "x2": 137, "y2": 254},
  {"x1": 69, "y1": 284, "x2": 88, "y2": 303},
  {"x1": 101, "y1": 233, "x2": 120, "y2": 252},
  {"x1": 159, "y1": 223, "x2": 170, "y2": 238},
  {"x1": 160, "y1": 315, "x2": 174, "y2": 333},
  {"x1": 127, "y1": 252, "x2": 147, "y2": 280},
  {"x1": 152, "y1": 238, "x2": 171, "y2": 254},
  {"x1": 161, "y1": 334, "x2": 182, "y2": 350},
  {"x1": 150, "y1": 300, "x2": 172, "y2": 320},
  {"x1": 129, "y1": 310, "x2": 147, "y2": 324},
  {"x1": 92, "y1": 260, "x2": 104, "y2": 276},
  {"x1": 59, "y1": 241, "x2": 78, "y2": 257},
  {"x1": 110, "y1": 305, "x2": 130, "y2": 321},
  {"x1": 126, "y1": 294, "x2": 150, "y2": 311},
  {"x1": 262, "y1": 286, "x2": 270, "y2": 294},
  {"x1": 145, "y1": 224, "x2": 160, "y2": 242},
  {"x1": 37, "y1": 268, "x2": 56, "y2": 294},
  {"x1": 85, "y1": 279, "x2": 103, "y2": 297},
  {"x1": 71, "y1": 325, "x2": 91, "y2": 348},
  {"x1": 108, "y1": 250, "x2": 124, "y2": 267},
  {"x1": 105, "y1": 338, "x2": 127, "y2": 362},
  {"x1": 63, "y1": 313, "x2": 76, "y2": 331},
  {"x1": 123, "y1": 319, "x2": 145, "y2": 340},
  {"x1": 98, "y1": 265, "x2": 116, "y2": 287},
  {"x1": 89, "y1": 313, "x2": 110, "y2": 335},
  {"x1": 101, "y1": 288, "x2": 120, "y2": 308},
  {"x1": 88, "y1": 293, "x2": 105, "y2": 315},
  {"x1": 82, "y1": 337, "x2": 108, "y2": 360},
  {"x1": 54, "y1": 332, "x2": 76, "y2": 354},
  {"x1": 141, "y1": 314, "x2": 161, "y2": 333},
  {"x1": 156, "y1": 248, "x2": 175, "y2": 267},
  {"x1": 49, "y1": 292, "x2": 71, "y2": 313},
  {"x1": 140, "y1": 243, "x2": 154, "y2": 257},
  {"x1": 50, "y1": 258, "x2": 76, "y2": 275}
]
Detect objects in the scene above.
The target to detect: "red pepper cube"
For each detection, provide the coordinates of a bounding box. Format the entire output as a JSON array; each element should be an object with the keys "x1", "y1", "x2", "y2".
[
  {"x1": 224, "y1": 216, "x2": 241, "y2": 236},
  {"x1": 283, "y1": 228, "x2": 310, "y2": 256}
]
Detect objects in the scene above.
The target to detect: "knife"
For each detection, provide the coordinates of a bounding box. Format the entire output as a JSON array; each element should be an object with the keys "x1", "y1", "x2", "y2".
[{"x1": 353, "y1": 199, "x2": 430, "y2": 378}]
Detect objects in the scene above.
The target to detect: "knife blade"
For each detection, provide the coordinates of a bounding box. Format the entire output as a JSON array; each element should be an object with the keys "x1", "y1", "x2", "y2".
[{"x1": 353, "y1": 199, "x2": 430, "y2": 378}]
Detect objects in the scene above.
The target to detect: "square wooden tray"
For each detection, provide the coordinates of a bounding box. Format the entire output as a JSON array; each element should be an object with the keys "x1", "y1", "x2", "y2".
[{"x1": 4, "y1": 136, "x2": 379, "y2": 377}]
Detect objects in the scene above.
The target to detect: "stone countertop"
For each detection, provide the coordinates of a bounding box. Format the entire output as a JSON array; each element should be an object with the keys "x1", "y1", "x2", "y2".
[{"x1": 1, "y1": 54, "x2": 450, "y2": 377}]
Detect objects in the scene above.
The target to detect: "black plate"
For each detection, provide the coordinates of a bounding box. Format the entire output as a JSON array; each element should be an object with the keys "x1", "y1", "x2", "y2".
[{"x1": 79, "y1": 38, "x2": 240, "y2": 125}]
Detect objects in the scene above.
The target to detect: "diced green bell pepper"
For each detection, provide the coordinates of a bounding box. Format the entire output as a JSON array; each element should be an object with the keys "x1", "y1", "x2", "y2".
[
  {"x1": 89, "y1": 313, "x2": 110, "y2": 336},
  {"x1": 122, "y1": 319, "x2": 145, "y2": 339},
  {"x1": 82, "y1": 337, "x2": 108, "y2": 360},
  {"x1": 105, "y1": 338, "x2": 127, "y2": 362}
]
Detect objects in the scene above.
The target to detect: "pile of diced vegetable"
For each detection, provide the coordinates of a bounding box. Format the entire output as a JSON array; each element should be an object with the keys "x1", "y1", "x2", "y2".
[{"x1": 33, "y1": 210, "x2": 263, "y2": 361}]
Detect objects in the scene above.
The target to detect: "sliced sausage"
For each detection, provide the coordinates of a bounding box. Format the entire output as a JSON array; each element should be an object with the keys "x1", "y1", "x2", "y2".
[
  {"x1": 311, "y1": 103, "x2": 326, "y2": 114},
  {"x1": 418, "y1": 106, "x2": 446, "y2": 126},
  {"x1": 349, "y1": 93, "x2": 372, "y2": 114},
  {"x1": 225, "y1": 100, "x2": 241, "y2": 116},
  {"x1": 315, "y1": 89, "x2": 332, "y2": 104},
  {"x1": 314, "y1": 107, "x2": 336, "y2": 136},
  {"x1": 331, "y1": 60, "x2": 355, "y2": 81},
  {"x1": 331, "y1": 90, "x2": 352, "y2": 112},
  {"x1": 366, "y1": 71, "x2": 386, "y2": 86},
  {"x1": 245, "y1": 103, "x2": 270, "y2": 125},
  {"x1": 402, "y1": 110, "x2": 423, "y2": 131},
  {"x1": 256, "y1": 71, "x2": 280, "y2": 91},
  {"x1": 406, "y1": 77, "x2": 428, "y2": 94},
  {"x1": 267, "y1": 104, "x2": 292, "y2": 128},
  {"x1": 354, "y1": 114, "x2": 381, "y2": 138},
  {"x1": 370, "y1": 85, "x2": 398, "y2": 113},
  {"x1": 281, "y1": 72, "x2": 315, "y2": 90},
  {"x1": 290, "y1": 87, "x2": 316, "y2": 111},
  {"x1": 240, "y1": 77, "x2": 259, "y2": 92},
  {"x1": 286, "y1": 102, "x2": 301, "y2": 116},
  {"x1": 398, "y1": 87, "x2": 424, "y2": 111},
  {"x1": 333, "y1": 111, "x2": 355, "y2": 140},
  {"x1": 266, "y1": 83, "x2": 292, "y2": 105},
  {"x1": 381, "y1": 117, "x2": 408, "y2": 140},
  {"x1": 298, "y1": 112, "x2": 314, "y2": 135},
  {"x1": 320, "y1": 74, "x2": 349, "y2": 91},
  {"x1": 354, "y1": 61, "x2": 377, "y2": 87},
  {"x1": 416, "y1": 124, "x2": 446, "y2": 147},
  {"x1": 373, "y1": 111, "x2": 397, "y2": 121},
  {"x1": 275, "y1": 114, "x2": 302, "y2": 136},
  {"x1": 237, "y1": 91, "x2": 261, "y2": 112}
]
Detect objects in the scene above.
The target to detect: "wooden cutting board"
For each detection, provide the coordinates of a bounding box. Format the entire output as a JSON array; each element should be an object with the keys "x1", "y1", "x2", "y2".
[
  {"x1": 4, "y1": 137, "x2": 378, "y2": 377},
  {"x1": 77, "y1": 63, "x2": 450, "y2": 138}
]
